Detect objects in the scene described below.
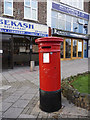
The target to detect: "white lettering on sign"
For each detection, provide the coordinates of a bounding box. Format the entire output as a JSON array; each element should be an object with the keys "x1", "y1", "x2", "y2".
[{"x1": 43, "y1": 53, "x2": 49, "y2": 63}]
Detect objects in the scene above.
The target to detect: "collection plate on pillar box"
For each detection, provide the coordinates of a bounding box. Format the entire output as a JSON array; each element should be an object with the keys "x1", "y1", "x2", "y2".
[{"x1": 43, "y1": 53, "x2": 50, "y2": 63}]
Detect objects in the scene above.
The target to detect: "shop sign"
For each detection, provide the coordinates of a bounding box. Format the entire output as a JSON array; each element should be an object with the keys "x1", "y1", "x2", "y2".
[
  {"x1": 52, "y1": 28, "x2": 88, "y2": 39},
  {"x1": 52, "y1": 2, "x2": 89, "y2": 20},
  {"x1": 0, "y1": 17, "x2": 48, "y2": 37}
]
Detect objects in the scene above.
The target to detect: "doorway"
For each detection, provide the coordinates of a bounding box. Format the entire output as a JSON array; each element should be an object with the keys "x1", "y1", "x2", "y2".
[
  {"x1": 2, "y1": 41, "x2": 12, "y2": 69},
  {"x1": 72, "y1": 39, "x2": 77, "y2": 58},
  {"x1": 2, "y1": 34, "x2": 12, "y2": 69}
]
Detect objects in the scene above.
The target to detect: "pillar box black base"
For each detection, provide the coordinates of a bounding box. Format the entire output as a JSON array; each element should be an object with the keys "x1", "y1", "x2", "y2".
[{"x1": 39, "y1": 89, "x2": 62, "y2": 113}]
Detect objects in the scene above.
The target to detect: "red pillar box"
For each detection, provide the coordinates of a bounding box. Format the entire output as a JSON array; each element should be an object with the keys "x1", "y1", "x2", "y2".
[{"x1": 35, "y1": 37, "x2": 63, "y2": 112}]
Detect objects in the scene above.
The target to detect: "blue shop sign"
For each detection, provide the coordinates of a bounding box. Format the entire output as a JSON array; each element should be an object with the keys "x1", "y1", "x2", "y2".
[
  {"x1": 52, "y1": 28, "x2": 88, "y2": 40},
  {"x1": 52, "y1": 2, "x2": 89, "y2": 20},
  {"x1": 0, "y1": 17, "x2": 48, "y2": 37}
]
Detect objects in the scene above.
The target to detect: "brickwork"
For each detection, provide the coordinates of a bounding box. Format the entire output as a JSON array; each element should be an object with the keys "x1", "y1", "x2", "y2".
[
  {"x1": 13, "y1": 1, "x2": 24, "y2": 20},
  {"x1": 84, "y1": 2, "x2": 90, "y2": 14},
  {"x1": 0, "y1": 0, "x2": 3, "y2": 17},
  {"x1": 0, "y1": 0, "x2": 2, "y2": 17},
  {"x1": 0, "y1": 1, "x2": 47, "y2": 25},
  {"x1": 38, "y1": 2, "x2": 47, "y2": 25},
  {"x1": 62, "y1": 72, "x2": 90, "y2": 111}
]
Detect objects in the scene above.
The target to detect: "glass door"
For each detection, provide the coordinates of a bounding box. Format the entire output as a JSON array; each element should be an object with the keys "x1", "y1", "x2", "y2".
[
  {"x1": 78, "y1": 40, "x2": 83, "y2": 58},
  {"x1": 72, "y1": 39, "x2": 77, "y2": 58},
  {"x1": 65, "y1": 39, "x2": 71, "y2": 58}
]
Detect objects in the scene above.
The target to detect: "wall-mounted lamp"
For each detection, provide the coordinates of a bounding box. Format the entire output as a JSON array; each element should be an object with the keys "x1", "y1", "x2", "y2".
[
  {"x1": 84, "y1": 24, "x2": 88, "y2": 28},
  {"x1": 84, "y1": 24, "x2": 88, "y2": 34},
  {"x1": 74, "y1": 27, "x2": 78, "y2": 29}
]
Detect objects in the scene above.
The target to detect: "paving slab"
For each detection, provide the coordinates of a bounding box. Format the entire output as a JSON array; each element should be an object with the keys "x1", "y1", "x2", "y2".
[
  {"x1": 12, "y1": 99, "x2": 30, "y2": 108},
  {"x1": 3, "y1": 107, "x2": 23, "y2": 118},
  {"x1": 26, "y1": 88, "x2": 38, "y2": 94},
  {"x1": 11, "y1": 90, "x2": 25, "y2": 96},
  {"x1": 3, "y1": 95, "x2": 20, "y2": 103},
  {"x1": 1, "y1": 102, "x2": 12, "y2": 112},
  {"x1": 20, "y1": 93, "x2": 35, "y2": 100}
]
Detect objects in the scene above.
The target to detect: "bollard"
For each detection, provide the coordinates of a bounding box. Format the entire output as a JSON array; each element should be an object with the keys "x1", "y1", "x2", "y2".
[
  {"x1": 30, "y1": 61, "x2": 35, "y2": 72},
  {"x1": 35, "y1": 37, "x2": 63, "y2": 112}
]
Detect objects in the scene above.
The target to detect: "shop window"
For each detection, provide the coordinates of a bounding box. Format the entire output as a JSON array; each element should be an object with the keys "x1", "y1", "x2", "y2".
[
  {"x1": 73, "y1": 40, "x2": 77, "y2": 57},
  {"x1": 4, "y1": 0, "x2": 13, "y2": 16},
  {"x1": 60, "y1": 42, "x2": 64, "y2": 58},
  {"x1": 24, "y1": 0, "x2": 37, "y2": 20},
  {"x1": 84, "y1": 40, "x2": 88, "y2": 58},
  {"x1": 78, "y1": 40, "x2": 82, "y2": 57},
  {"x1": 65, "y1": 39, "x2": 71, "y2": 58},
  {"x1": 31, "y1": 37, "x2": 39, "y2": 53},
  {"x1": 13, "y1": 37, "x2": 30, "y2": 55}
]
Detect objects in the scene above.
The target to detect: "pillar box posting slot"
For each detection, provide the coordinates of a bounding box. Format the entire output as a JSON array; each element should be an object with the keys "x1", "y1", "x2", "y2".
[{"x1": 35, "y1": 37, "x2": 63, "y2": 112}]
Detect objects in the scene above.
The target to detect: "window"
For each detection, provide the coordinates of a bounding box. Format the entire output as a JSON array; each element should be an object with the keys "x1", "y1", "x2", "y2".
[
  {"x1": 4, "y1": 0, "x2": 13, "y2": 16},
  {"x1": 78, "y1": 0, "x2": 83, "y2": 10},
  {"x1": 58, "y1": 13, "x2": 65, "y2": 30},
  {"x1": 66, "y1": 15, "x2": 72, "y2": 31},
  {"x1": 78, "y1": 19, "x2": 84, "y2": 33},
  {"x1": 24, "y1": 0, "x2": 37, "y2": 20},
  {"x1": 61, "y1": 0, "x2": 83, "y2": 10},
  {"x1": 51, "y1": 11, "x2": 65, "y2": 30},
  {"x1": 65, "y1": 39, "x2": 71, "y2": 58},
  {"x1": 51, "y1": 11, "x2": 58, "y2": 28},
  {"x1": 73, "y1": 17, "x2": 78, "y2": 32}
]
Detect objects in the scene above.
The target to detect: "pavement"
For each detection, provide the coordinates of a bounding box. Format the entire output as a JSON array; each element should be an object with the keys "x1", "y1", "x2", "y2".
[{"x1": 0, "y1": 58, "x2": 89, "y2": 119}]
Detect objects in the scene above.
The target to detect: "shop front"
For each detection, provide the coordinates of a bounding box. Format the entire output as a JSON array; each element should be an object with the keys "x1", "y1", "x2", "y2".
[
  {"x1": 52, "y1": 28, "x2": 88, "y2": 60},
  {"x1": 0, "y1": 17, "x2": 48, "y2": 69}
]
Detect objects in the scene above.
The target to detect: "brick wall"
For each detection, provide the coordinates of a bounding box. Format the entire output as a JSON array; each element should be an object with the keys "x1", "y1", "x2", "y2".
[
  {"x1": 0, "y1": 1, "x2": 47, "y2": 25},
  {"x1": 84, "y1": 2, "x2": 90, "y2": 14},
  {"x1": 0, "y1": 0, "x2": 2, "y2": 17},
  {"x1": 0, "y1": 0, "x2": 4, "y2": 17},
  {"x1": 13, "y1": 1, "x2": 24, "y2": 20},
  {"x1": 38, "y1": 2, "x2": 47, "y2": 25}
]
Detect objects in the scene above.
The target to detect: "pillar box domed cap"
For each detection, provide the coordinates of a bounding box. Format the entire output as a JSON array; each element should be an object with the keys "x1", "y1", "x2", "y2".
[{"x1": 35, "y1": 37, "x2": 63, "y2": 44}]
